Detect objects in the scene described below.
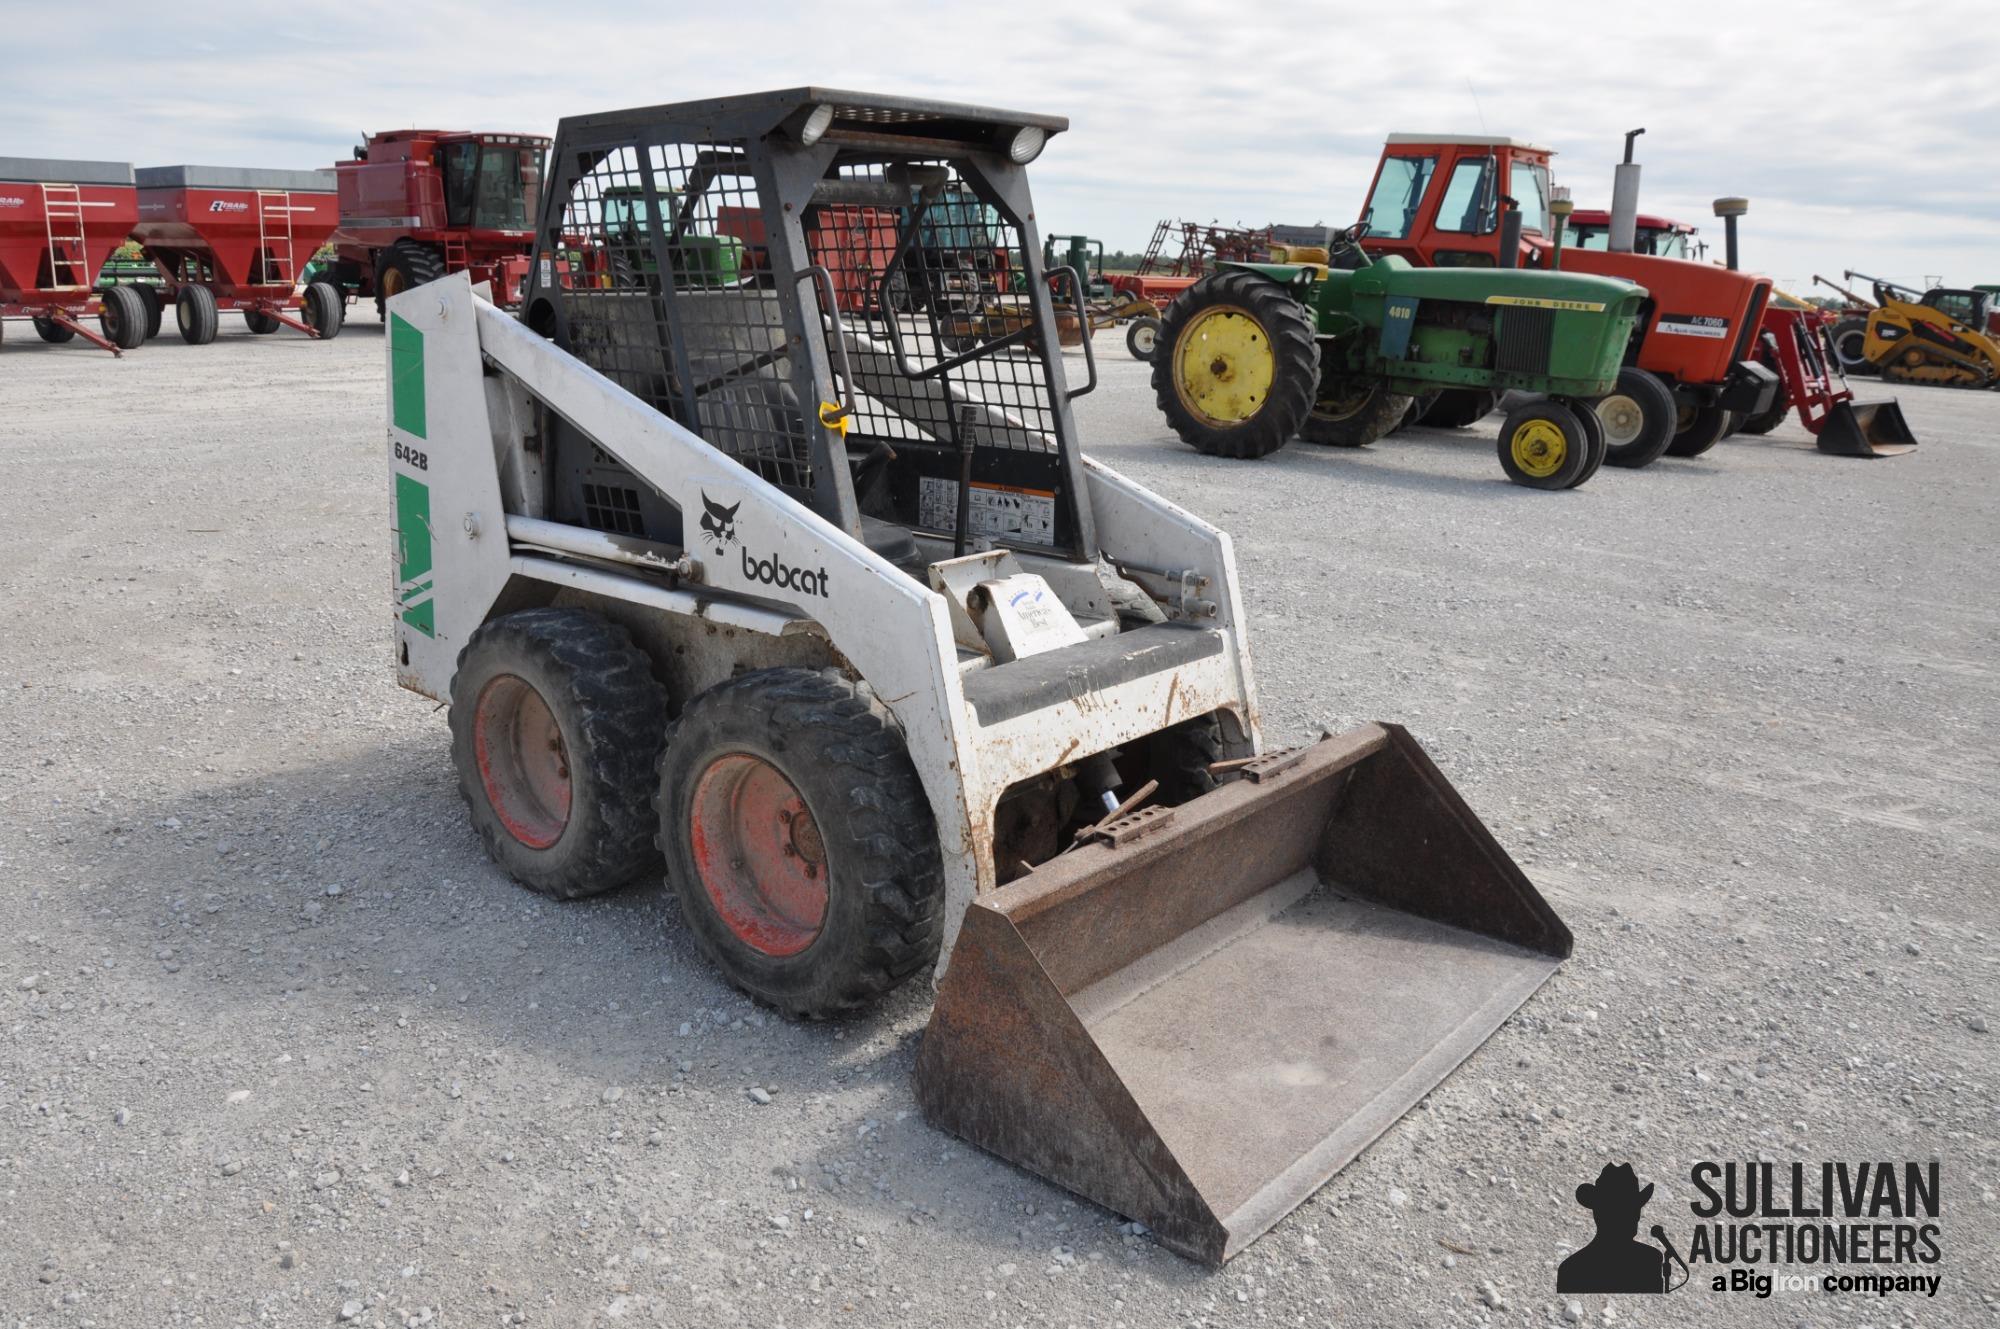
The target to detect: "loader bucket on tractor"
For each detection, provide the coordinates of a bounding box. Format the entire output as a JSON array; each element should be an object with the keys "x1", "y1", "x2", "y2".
[
  {"x1": 914, "y1": 723, "x2": 1571, "y2": 1264},
  {"x1": 1815, "y1": 398, "x2": 1918, "y2": 458}
]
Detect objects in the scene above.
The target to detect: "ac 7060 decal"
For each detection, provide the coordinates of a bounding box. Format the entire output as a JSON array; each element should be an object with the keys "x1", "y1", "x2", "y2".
[{"x1": 1656, "y1": 312, "x2": 1731, "y2": 339}]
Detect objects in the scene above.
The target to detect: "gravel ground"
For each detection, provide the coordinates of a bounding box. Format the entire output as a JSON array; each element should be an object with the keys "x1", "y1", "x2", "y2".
[{"x1": 2, "y1": 309, "x2": 1994, "y2": 1329}]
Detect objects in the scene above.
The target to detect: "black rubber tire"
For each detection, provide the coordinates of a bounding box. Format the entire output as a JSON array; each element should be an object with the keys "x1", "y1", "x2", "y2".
[
  {"x1": 32, "y1": 316, "x2": 74, "y2": 344},
  {"x1": 1830, "y1": 316, "x2": 1876, "y2": 376},
  {"x1": 243, "y1": 309, "x2": 280, "y2": 334},
  {"x1": 375, "y1": 239, "x2": 447, "y2": 319},
  {"x1": 449, "y1": 608, "x2": 669, "y2": 900},
  {"x1": 1151, "y1": 269, "x2": 1318, "y2": 459},
  {"x1": 1123, "y1": 713, "x2": 1246, "y2": 805},
  {"x1": 1588, "y1": 365, "x2": 1677, "y2": 469},
  {"x1": 1392, "y1": 390, "x2": 1440, "y2": 435},
  {"x1": 1418, "y1": 387, "x2": 1497, "y2": 429},
  {"x1": 1496, "y1": 399, "x2": 1591, "y2": 489},
  {"x1": 1299, "y1": 378, "x2": 1411, "y2": 447},
  {"x1": 1738, "y1": 399, "x2": 1789, "y2": 435},
  {"x1": 1566, "y1": 398, "x2": 1608, "y2": 488},
  {"x1": 175, "y1": 285, "x2": 220, "y2": 345},
  {"x1": 303, "y1": 282, "x2": 344, "y2": 340},
  {"x1": 1665, "y1": 399, "x2": 1731, "y2": 457},
  {"x1": 656, "y1": 668, "x2": 944, "y2": 1017},
  {"x1": 1125, "y1": 315, "x2": 1161, "y2": 362},
  {"x1": 134, "y1": 285, "x2": 163, "y2": 340},
  {"x1": 98, "y1": 285, "x2": 148, "y2": 350}
]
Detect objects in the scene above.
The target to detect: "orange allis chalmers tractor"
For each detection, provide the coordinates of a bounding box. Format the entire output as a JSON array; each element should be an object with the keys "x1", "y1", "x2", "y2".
[
  {"x1": 1356, "y1": 130, "x2": 1782, "y2": 467},
  {"x1": 1568, "y1": 212, "x2": 1915, "y2": 457}
]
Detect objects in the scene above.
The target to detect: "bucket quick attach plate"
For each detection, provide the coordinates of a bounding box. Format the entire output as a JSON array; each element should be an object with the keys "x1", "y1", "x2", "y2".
[{"x1": 913, "y1": 723, "x2": 1571, "y2": 1264}]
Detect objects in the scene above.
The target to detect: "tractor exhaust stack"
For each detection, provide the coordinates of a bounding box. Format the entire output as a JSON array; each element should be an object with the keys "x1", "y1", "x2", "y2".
[
  {"x1": 915, "y1": 724, "x2": 1571, "y2": 1264},
  {"x1": 1607, "y1": 128, "x2": 1644, "y2": 253}
]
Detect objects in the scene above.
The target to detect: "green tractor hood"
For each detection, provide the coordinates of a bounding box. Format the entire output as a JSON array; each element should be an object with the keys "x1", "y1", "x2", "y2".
[{"x1": 1219, "y1": 254, "x2": 1649, "y2": 398}]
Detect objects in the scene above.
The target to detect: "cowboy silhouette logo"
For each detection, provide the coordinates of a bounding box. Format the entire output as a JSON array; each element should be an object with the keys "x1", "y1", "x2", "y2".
[{"x1": 1558, "y1": 1163, "x2": 1687, "y2": 1294}]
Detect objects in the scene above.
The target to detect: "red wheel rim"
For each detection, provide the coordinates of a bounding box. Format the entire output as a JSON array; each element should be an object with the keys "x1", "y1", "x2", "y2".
[
  {"x1": 473, "y1": 674, "x2": 571, "y2": 850},
  {"x1": 688, "y1": 754, "x2": 828, "y2": 957}
]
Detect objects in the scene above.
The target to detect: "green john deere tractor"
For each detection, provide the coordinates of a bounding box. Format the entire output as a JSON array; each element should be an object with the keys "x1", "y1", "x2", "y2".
[{"x1": 1152, "y1": 224, "x2": 1648, "y2": 488}]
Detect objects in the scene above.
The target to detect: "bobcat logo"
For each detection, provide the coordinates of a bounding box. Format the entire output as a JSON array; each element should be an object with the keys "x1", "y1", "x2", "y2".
[{"x1": 698, "y1": 492, "x2": 740, "y2": 554}]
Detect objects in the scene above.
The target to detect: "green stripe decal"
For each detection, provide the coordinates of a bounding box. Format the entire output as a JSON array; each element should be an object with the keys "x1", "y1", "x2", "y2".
[
  {"x1": 390, "y1": 313, "x2": 427, "y2": 440},
  {"x1": 395, "y1": 472, "x2": 435, "y2": 638}
]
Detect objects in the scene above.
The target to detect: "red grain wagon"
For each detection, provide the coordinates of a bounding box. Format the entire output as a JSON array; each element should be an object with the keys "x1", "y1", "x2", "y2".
[
  {"x1": 127, "y1": 165, "x2": 344, "y2": 344},
  {"x1": 0, "y1": 157, "x2": 145, "y2": 355}
]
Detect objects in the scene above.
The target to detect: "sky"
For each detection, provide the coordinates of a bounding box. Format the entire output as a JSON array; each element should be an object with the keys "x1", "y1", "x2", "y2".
[{"x1": 9, "y1": 0, "x2": 1997, "y2": 294}]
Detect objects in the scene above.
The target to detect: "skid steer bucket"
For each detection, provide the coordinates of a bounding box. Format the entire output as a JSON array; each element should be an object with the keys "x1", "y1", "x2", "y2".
[
  {"x1": 1815, "y1": 398, "x2": 1918, "y2": 457},
  {"x1": 915, "y1": 724, "x2": 1571, "y2": 1264}
]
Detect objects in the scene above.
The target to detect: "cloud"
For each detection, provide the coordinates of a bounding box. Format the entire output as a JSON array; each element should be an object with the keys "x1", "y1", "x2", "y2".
[{"x1": 6, "y1": 0, "x2": 1996, "y2": 285}]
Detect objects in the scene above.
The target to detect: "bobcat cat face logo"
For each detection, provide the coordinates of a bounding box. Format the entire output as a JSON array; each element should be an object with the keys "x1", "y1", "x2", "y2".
[{"x1": 698, "y1": 492, "x2": 740, "y2": 553}]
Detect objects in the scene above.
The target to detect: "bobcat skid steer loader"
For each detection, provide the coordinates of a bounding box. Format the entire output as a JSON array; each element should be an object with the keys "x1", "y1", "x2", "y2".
[{"x1": 386, "y1": 88, "x2": 1572, "y2": 1265}]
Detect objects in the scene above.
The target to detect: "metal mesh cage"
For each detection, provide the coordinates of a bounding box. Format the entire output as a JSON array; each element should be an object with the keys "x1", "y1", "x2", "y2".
[
  {"x1": 551, "y1": 141, "x2": 817, "y2": 495},
  {"x1": 529, "y1": 97, "x2": 1091, "y2": 560}
]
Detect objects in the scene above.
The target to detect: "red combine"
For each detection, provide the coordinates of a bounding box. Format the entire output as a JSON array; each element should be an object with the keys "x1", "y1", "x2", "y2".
[
  {"x1": 327, "y1": 130, "x2": 548, "y2": 315},
  {"x1": 0, "y1": 157, "x2": 146, "y2": 354},
  {"x1": 126, "y1": 166, "x2": 344, "y2": 345}
]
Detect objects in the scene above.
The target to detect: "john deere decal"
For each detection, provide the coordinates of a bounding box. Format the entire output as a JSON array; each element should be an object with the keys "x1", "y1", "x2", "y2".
[{"x1": 1485, "y1": 294, "x2": 1609, "y2": 313}]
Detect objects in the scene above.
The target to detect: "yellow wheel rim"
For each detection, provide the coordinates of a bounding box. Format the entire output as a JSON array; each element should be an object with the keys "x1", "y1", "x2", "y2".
[
  {"x1": 382, "y1": 269, "x2": 406, "y2": 298},
  {"x1": 1173, "y1": 305, "x2": 1274, "y2": 427},
  {"x1": 1509, "y1": 419, "x2": 1568, "y2": 477}
]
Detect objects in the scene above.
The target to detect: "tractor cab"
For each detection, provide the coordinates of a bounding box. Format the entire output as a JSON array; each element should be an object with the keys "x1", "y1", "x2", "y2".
[
  {"x1": 1357, "y1": 134, "x2": 1555, "y2": 267},
  {"x1": 1563, "y1": 209, "x2": 1703, "y2": 261},
  {"x1": 431, "y1": 133, "x2": 545, "y2": 235}
]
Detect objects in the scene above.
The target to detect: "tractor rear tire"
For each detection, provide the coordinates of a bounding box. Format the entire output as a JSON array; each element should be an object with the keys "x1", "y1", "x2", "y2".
[
  {"x1": 1738, "y1": 399, "x2": 1790, "y2": 435},
  {"x1": 449, "y1": 608, "x2": 669, "y2": 900},
  {"x1": 1419, "y1": 387, "x2": 1496, "y2": 429},
  {"x1": 375, "y1": 240, "x2": 447, "y2": 319},
  {"x1": 656, "y1": 668, "x2": 945, "y2": 1017},
  {"x1": 175, "y1": 286, "x2": 220, "y2": 345},
  {"x1": 244, "y1": 309, "x2": 280, "y2": 335},
  {"x1": 98, "y1": 284, "x2": 148, "y2": 351},
  {"x1": 1566, "y1": 399, "x2": 1608, "y2": 488},
  {"x1": 1589, "y1": 366, "x2": 1677, "y2": 468},
  {"x1": 1666, "y1": 400, "x2": 1731, "y2": 457},
  {"x1": 1830, "y1": 317, "x2": 1876, "y2": 376},
  {"x1": 1299, "y1": 379, "x2": 1410, "y2": 447},
  {"x1": 1496, "y1": 399, "x2": 1590, "y2": 489},
  {"x1": 33, "y1": 316, "x2": 74, "y2": 344},
  {"x1": 304, "y1": 282, "x2": 344, "y2": 339},
  {"x1": 1152, "y1": 269, "x2": 1318, "y2": 459},
  {"x1": 1126, "y1": 315, "x2": 1161, "y2": 362}
]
